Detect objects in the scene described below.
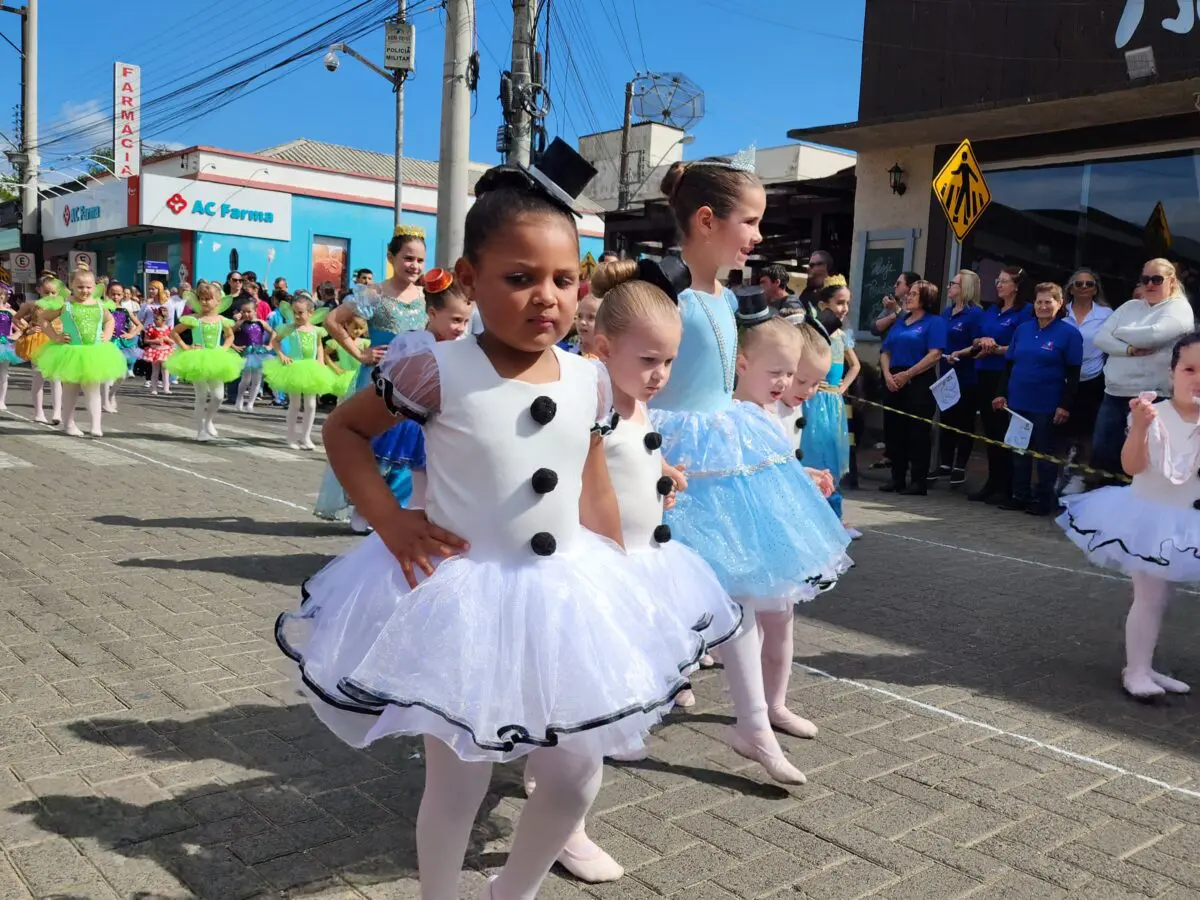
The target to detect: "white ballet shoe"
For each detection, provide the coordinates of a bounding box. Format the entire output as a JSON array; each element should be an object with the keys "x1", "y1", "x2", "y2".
[
  {"x1": 727, "y1": 727, "x2": 806, "y2": 785},
  {"x1": 1150, "y1": 670, "x2": 1191, "y2": 694},
  {"x1": 609, "y1": 748, "x2": 648, "y2": 762},
  {"x1": 195, "y1": 430, "x2": 212, "y2": 443},
  {"x1": 674, "y1": 689, "x2": 696, "y2": 708},
  {"x1": 33, "y1": 415, "x2": 47, "y2": 424},
  {"x1": 205, "y1": 422, "x2": 219, "y2": 437},
  {"x1": 768, "y1": 707, "x2": 819, "y2": 739},
  {"x1": 0, "y1": 403, "x2": 7, "y2": 412},
  {"x1": 288, "y1": 441, "x2": 302, "y2": 451},
  {"x1": 557, "y1": 832, "x2": 624, "y2": 883},
  {"x1": 1123, "y1": 669, "x2": 1165, "y2": 699},
  {"x1": 89, "y1": 429, "x2": 103, "y2": 439},
  {"x1": 151, "y1": 390, "x2": 159, "y2": 395},
  {"x1": 51, "y1": 417, "x2": 62, "y2": 426},
  {"x1": 102, "y1": 404, "x2": 118, "y2": 414},
  {"x1": 300, "y1": 440, "x2": 316, "y2": 451},
  {"x1": 61, "y1": 423, "x2": 84, "y2": 437}
]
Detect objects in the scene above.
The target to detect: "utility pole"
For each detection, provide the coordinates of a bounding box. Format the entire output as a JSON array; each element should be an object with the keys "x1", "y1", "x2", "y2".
[
  {"x1": 392, "y1": 0, "x2": 407, "y2": 227},
  {"x1": 508, "y1": 0, "x2": 535, "y2": 166},
  {"x1": 616, "y1": 80, "x2": 634, "y2": 210},
  {"x1": 18, "y1": 0, "x2": 37, "y2": 254},
  {"x1": 436, "y1": 0, "x2": 473, "y2": 268}
]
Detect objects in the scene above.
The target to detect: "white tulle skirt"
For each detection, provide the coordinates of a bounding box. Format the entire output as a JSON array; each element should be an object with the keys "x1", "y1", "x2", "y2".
[
  {"x1": 276, "y1": 530, "x2": 741, "y2": 763},
  {"x1": 1058, "y1": 486, "x2": 1200, "y2": 582}
]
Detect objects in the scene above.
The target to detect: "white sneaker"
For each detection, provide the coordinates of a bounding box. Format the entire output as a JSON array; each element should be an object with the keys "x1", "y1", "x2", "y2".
[
  {"x1": 845, "y1": 526, "x2": 863, "y2": 540},
  {"x1": 1061, "y1": 475, "x2": 1086, "y2": 496}
]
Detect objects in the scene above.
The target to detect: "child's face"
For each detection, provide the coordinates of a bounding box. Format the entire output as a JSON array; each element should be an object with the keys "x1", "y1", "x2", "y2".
[
  {"x1": 782, "y1": 351, "x2": 830, "y2": 406},
  {"x1": 457, "y1": 211, "x2": 580, "y2": 353},
  {"x1": 700, "y1": 184, "x2": 766, "y2": 270},
  {"x1": 154, "y1": 313, "x2": 166, "y2": 327},
  {"x1": 736, "y1": 337, "x2": 798, "y2": 406},
  {"x1": 294, "y1": 303, "x2": 313, "y2": 325},
  {"x1": 819, "y1": 288, "x2": 851, "y2": 324},
  {"x1": 348, "y1": 319, "x2": 368, "y2": 340},
  {"x1": 597, "y1": 312, "x2": 681, "y2": 405},
  {"x1": 389, "y1": 240, "x2": 426, "y2": 283},
  {"x1": 71, "y1": 273, "x2": 95, "y2": 302},
  {"x1": 427, "y1": 294, "x2": 474, "y2": 342},
  {"x1": 199, "y1": 291, "x2": 218, "y2": 315},
  {"x1": 575, "y1": 295, "x2": 601, "y2": 349},
  {"x1": 1172, "y1": 343, "x2": 1200, "y2": 403}
]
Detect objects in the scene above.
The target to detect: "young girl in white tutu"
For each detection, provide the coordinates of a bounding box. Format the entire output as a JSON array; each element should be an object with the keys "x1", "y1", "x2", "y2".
[
  {"x1": 1058, "y1": 332, "x2": 1200, "y2": 700},
  {"x1": 276, "y1": 141, "x2": 720, "y2": 900}
]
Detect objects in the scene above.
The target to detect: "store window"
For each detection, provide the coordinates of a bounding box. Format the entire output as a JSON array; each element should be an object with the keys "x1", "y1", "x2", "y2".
[
  {"x1": 312, "y1": 236, "x2": 349, "y2": 301},
  {"x1": 963, "y1": 148, "x2": 1200, "y2": 309}
]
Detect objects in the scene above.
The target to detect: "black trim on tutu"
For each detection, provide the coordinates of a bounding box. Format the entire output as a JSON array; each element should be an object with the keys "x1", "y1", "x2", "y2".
[
  {"x1": 371, "y1": 366, "x2": 429, "y2": 424},
  {"x1": 1062, "y1": 507, "x2": 1200, "y2": 568},
  {"x1": 275, "y1": 579, "x2": 744, "y2": 754}
]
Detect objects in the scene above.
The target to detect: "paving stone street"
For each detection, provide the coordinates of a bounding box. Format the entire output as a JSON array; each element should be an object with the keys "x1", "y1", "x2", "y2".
[{"x1": 1, "y1": 370, "x2": 1200, "y2": 899}]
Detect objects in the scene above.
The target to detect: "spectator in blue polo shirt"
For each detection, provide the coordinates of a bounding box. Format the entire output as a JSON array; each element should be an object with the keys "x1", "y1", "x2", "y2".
[
  {"x1": 968, "y1": 265, "x2": 1034, "y2": 504},
  {"x1": 993, "y1": 282, "x2": 1083, "y2": 515},
  {"x1": 880, "y1": 279, "x2": 947, "y2": 495},
  {"x1": 934, "y1": 269, "x2": 985, "y2": 486}
]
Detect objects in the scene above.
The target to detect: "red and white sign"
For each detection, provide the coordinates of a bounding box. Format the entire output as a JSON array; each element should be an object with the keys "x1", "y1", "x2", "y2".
[
  {"x1": 69, "y1": 250, "x2": 97, "y2": 274},
  {"x1": 8, "y1": 252, "x2": 35, "y2": 283},
  {"x1": 113, "y1": 62, "x2": 141, "y2": 179}
]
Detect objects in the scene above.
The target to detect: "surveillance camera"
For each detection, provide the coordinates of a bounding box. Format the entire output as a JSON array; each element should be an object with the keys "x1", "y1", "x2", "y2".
[{"x1": 324, "y1": 51, "x2": 340, "y2": 73}]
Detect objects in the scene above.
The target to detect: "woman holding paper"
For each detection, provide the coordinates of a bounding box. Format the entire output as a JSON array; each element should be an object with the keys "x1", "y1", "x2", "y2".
[
  {"x1": 991, "y1": 283, "x2": 1083, "y2": 516},
  {"x1": 934, "y1": 270, "x2": 985, "y2": 487},
  {"x1": 879, "y1": 279, "x2": 946, "y2": 495}
]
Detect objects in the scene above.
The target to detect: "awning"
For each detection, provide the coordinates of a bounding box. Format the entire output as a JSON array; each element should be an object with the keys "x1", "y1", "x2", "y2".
[{"x1": 788, "y1": 76, "x2": 1200, "y2": 152}]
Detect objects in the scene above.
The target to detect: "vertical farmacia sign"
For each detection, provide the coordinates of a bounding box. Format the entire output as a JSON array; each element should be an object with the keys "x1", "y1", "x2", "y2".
[{"x1": 114, "y1": 62, "x2": 141, "y2": 178}]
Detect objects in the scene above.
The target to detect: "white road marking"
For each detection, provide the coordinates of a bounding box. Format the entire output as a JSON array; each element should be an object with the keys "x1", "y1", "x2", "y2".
[
  {"x1": 0, "y1": 450, "x2": 32, "y2": 469},
  {"x1": 14, "y1": 433, "x2": 129, "y2": 466}
]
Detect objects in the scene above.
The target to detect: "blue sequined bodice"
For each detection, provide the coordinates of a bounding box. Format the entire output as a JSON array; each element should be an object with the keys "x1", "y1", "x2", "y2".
[
  {"x1": 369, "y1": 295, "x2": 427, "y2": 342},
  {"x1": 649, "y1": 288, "x2": 738, "y2": 414}
]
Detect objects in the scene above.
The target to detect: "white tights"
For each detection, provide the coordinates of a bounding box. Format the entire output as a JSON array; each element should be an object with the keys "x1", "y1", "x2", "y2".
[
  {"x1": 102, "y1": 381, "x2": 118, "y2": 412},
  {"x1": 287, "y1": 394, "x2": 318, "y2": 446},
  {"x1": 1125, "y1": 572, "x2": 1190, "y2": 697},
  {"x1": 418, "y1": 737, "x2": 603, "y2": 900},
  {"x1": 237, "y1": 369, "x2": 264, "y2": 410},
  {"x1": 61, "y1": 383, "x2": 103, "y2": 436},
  {"x1": 193, "y1": 381, "x2": 223, "y2": 437},
  {"x1": 32, "y1": 373, "x2": 62, "y2": 422},
  {"x1": 0, "y1": 362, "x2": 8, "y2": 409},
  {"x1": 150, "y1": 362, "x2": 170, "y2": 393}
]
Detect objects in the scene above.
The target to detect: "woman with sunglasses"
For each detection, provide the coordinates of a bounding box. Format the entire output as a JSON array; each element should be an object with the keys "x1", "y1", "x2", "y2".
[
  {"x1": 1060, "y1": 269, "x2": 1113, "y2": 495},
  {"x1": 1092, "y1": 259, "x2": 1194, "y2": 482}
]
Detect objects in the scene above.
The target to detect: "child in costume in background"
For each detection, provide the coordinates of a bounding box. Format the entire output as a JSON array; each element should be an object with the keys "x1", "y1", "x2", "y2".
[
  {"x1": 573, "y1": 285, "x2": 601, "y2": 358},
  {"x1": 233, "y1": 300, "x2": 275, "y2": 412},
  {"x1": 264, "y1": 296, "x2": 335, "y2": 450},
  {"x1": 0, "y1": 285, "x2": 21, "y2": 410},
  {"x1": 142, "y1": 306, "x2": 175, "y2": 394},
  {"x1": 327, "y1": 316, "x2": 370, "y2": 400},
  {"x1": 34, "y1": 268, "x2": 127, "y2": 437},
  {"x1": 103, "y1": 279, "x2": 143, "y2": 414},
  {"x1": 1058, "y1": 332, "x2": 1200, "y2": 700},
  {"x1": 802, "y1": 279, "x2": 861, "y2": 538},
  {"x1": 166, "y1": 282, "x2": 244, "y2": 442},
  {"x1": 277, "y1": 142, "x2": 710, "y2": 900},
  {"x1": 14, "y1": 274, "x2": 64, "y2": 424}
]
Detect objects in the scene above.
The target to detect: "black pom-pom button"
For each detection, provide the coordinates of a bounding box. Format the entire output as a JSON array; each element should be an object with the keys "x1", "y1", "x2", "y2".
[
  {"x1": 530, "y1": 396, "x2": 557, "y2": 425},
  {"x1": 656, "y1": 475, "x2": 674, "y2": 496},
  {"x1": 1193, "y1": 498, "x2": 1200, "y2": 511},
  {"x1": 530, "y1": 532, "x2": 557, "y2": 556},
  {"x1": 796, "y1": 416, "x2": 807, "y2": 430},
  {"x1": 794, "y1": 449, "x2": 804, "y2": 462},
  {"x1": 653, "y1": 524, "x2": 672, "y2": 543},
  {"x1": 643, "y1": 432, "x2": 663, "y2": 451},
  {"x1": 531, "y1": 468, "x2": 559, "y2": 494}
]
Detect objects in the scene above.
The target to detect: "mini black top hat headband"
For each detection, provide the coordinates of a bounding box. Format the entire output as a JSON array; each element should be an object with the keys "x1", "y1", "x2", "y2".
[
  {"x1": 734, "y1": 285, "x2": 775, "y2": 327},
  {"x1": 475, "y1": 137, "x2": 598, "y2": 217},
  {"x1": 636, "y1": 255, "x2": 692, "y2": 303}
]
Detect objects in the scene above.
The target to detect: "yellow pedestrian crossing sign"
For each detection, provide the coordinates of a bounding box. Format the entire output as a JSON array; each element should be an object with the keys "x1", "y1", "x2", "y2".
[{"x1": 933, "y1": 139, "x2": 992, "y2": 243}]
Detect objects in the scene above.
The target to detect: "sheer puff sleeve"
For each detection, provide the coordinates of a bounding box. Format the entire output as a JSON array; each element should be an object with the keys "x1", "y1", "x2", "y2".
[
  {"x1": 590, "y1": 358, "x2": 619, "y2": 436},
  {"x1": 374, "y1": 331, "x2": 441, "y2": 423}
]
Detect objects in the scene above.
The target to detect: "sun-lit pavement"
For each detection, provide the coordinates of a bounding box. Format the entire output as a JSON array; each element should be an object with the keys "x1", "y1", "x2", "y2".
[{"x1": 1, "y1": 369, "x2": 1199, "y2": 899}]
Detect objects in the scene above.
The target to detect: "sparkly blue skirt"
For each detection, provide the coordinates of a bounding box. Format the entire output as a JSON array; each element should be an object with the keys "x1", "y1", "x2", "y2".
[
  {"x1": 115, "y1": 337, "x2": 141, "y2": 365},
  {"x1": 800, "y1": 391, "x2": 850, "y2": 479},
  {"x1": 0, "y1": 338, "x2": 22, "y2": 366},
  {"x1": 240, "y1": 344, "x2": 273, "y2": 372},
  {"x1": 649, "y1": 401, "x2": 852, "y2": 610}
]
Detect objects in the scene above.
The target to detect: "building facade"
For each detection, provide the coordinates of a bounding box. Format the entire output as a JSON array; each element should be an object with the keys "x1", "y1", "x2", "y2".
[{"x1": 792, "y1": 0, "x2": 1200, "y2": 337}]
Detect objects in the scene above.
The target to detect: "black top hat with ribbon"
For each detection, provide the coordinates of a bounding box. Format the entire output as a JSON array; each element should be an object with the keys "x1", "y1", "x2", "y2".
[
  {"x1": 475, "y1": 138, "x2": 598, "y2": 218},
  {"x1": 734, "y1": 285, "x2": 775, "y2": 327},
  {"x1": 636, "y1": 254, "x2": 692, "y2": 303}
]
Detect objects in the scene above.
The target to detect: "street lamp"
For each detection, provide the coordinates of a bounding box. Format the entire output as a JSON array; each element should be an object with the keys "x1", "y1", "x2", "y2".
[{"x1": 325, "y1": 35, "x2": 410, "y2": 227}]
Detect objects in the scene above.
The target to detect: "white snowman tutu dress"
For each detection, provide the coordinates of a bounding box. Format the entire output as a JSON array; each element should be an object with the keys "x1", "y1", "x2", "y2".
[
  {"x1": 1058, "y1": 399, "x2": 1200, "y2": 581},
  {"x1": 276, "y1": 334, "x2": 726, "y2": 763}
]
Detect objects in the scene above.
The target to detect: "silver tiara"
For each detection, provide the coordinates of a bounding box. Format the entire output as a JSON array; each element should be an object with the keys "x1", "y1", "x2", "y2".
[{"x1": 692, "y1": 144, "x2": 756, "y2": 175}]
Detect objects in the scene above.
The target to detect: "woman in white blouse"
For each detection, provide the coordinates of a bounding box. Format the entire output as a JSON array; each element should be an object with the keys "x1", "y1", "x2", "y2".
[{"x1": 1061, "y1": 268, "x2": 1113, "y2": 494}]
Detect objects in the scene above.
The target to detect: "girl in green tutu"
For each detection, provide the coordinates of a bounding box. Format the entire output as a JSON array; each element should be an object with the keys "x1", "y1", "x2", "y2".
[
  {"x1": 34, "y1": 267, "x2": 127, "y2": 437},
  {"x1": 263, "y1": 295, "x2": 335, "y2": 450},
  {"x1": 166, "y1": 282, "x2": 244, "y2": 442}
]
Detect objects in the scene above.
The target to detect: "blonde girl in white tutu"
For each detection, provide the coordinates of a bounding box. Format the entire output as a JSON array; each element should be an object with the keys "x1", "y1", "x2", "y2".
[{"x1": 1058, "y1": 331, "x2": 1200, "y2": 699}]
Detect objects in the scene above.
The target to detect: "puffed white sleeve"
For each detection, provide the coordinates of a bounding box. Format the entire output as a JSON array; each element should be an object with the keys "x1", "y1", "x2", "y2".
[
  {"x1": 374, "y1": 331, "x2": 441, "y2": 423},
  {"x1": 590, "y1": 358, "x2": 619, "y2": 436},
  {"x1": 1147, "y1": 412, "x2": 1200, "y2": 486}
]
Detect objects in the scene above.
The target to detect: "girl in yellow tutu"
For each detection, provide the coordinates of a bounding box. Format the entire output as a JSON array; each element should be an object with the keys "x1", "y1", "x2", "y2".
[
  {"x1": 34, "y1": 267, "x2": 126, "y2": 437},
  {"x1": 263, "y1": 295, "x2": 335, "y2": 450},
  {"x1": 167, "y1": 282, "x2": 244, "y2": 442},
  {"x1": 14, "y1": 274, "x2": 64, "y2": 424}
]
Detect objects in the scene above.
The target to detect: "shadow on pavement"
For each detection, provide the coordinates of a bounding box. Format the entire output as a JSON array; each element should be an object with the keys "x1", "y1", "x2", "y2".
[
  {"x1": 96, "y1": 514, "x2": 352, "y2": 540},
  {"x1": 117, "y1": 553, "x2": 336, "y2": 586}
]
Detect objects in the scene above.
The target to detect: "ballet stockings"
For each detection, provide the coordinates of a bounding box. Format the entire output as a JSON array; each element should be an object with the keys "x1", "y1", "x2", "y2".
[
  {"x1": 287, "y1": 394, "x2": 317, "y2": 449},
  {"x1": 237, "y1": 369, "x2": 264, "y2": 411},
  {"x1": 1124, "y1": 573, "x2": 1190, "y2": 698},
  {"x1": 193, "y1": 381, "x2": 222, "y2": 440},
  {"x1": 757, "y1": 609, "x2": 819, "y2": 739},
  {"x1": 150, "y1": 362, "x2": 170, "y2": 393},
  {"x1": 0, "y1": 362, "x2": 8, "y2": 409},
  {"x1": 32, "y1": 373, "x2": 62, "y2": 423},
  {"x1": 417, "y1": 737, "x2": 604, "y2": 900},
  {"x1": 102, "y1": 381, "x2": 118, "y2": 413},
  {"x1": 60, "y1": 383, "x2": 103, "y2": 437}
]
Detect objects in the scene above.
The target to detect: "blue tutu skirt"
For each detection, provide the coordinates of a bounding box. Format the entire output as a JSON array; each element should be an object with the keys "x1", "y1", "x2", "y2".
[
  {"x1": 800, "y1": 391, "x2": 850, "y2": 479},
  {"x1": 650, "y1": 401, "x2": 852, "y2": 611},
  {"x1": 115, "y1": 337, "x2": 141, "y2": 365},
  {"x1": 0, "y1": 339, "x2": 22, "y2": 366},
  {"x1": 241, "y1": 345, "x2": 273, "y2": 372}
]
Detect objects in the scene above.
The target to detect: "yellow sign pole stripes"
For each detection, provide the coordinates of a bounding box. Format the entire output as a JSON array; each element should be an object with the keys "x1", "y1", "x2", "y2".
[
  {"x1": 855, "y1": 396, "x2": 1131, "y2": 484},
  {"x1": 932, "y1": 139, "x2": 992, "y2": 243}
]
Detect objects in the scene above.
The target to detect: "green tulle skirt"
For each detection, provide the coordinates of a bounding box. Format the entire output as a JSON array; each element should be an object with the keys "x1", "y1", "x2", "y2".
[
  {"x1": 35, "y1": 341, "x2": 127, "y2": 385},
  {"x1": 331, "y1": 368, "x2": 358, "y2": 397},
  {"x1": 166, "y1": 347, "x2": 246, "y2": 384},
  {"x1": 263, "y1": 358, "x2": 336, "y2": 397}
]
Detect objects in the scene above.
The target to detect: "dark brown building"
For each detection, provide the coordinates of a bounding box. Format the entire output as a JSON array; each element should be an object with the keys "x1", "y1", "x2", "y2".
[{"x1": 791, "y1": 0, "x2": 1200, "y2": 336}]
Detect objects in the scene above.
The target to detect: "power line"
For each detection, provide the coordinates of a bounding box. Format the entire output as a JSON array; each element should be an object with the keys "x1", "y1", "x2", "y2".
[{"x1": 628, "y1": 0, "x2": 649, "y2": 72}]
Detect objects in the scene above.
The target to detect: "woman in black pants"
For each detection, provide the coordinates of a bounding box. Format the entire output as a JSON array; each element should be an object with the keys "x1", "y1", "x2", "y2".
[
  {"x1": 934, "y1": 270, "x2": 985, "y2": 486},
  {"x1": 879, "y1": 280, "x2": 947, "y2": 495}
]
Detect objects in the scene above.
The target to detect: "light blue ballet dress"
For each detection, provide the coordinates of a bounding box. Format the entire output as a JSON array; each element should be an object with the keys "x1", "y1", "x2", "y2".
[
  {"x1": 800, "y1": 329, "x2": 853, "y2": 517},
  {"x1": 313, "y1": 287, "x2": 428, "y2": 522},
  {"x1": 649, "y1": 288, "x2": 851, "y2": 611}
]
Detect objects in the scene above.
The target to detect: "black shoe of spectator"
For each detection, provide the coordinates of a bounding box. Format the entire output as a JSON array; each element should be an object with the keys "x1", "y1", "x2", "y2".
[
  {"x1": 949, "y1": 468, "x2": 967, "y2": 486},
  {"x1": 879, "y1": 482, "x2": 903, "y2": 493},
  {"x1": 929, "y1": 465, "x2": 951, "y2": 482},
  {"x1": 998, "y1": 497, "x2": 1029, "y2": 511},
  {"x1": 1025, "y1": 500, "x2": 1055, "y2": 516},
  {"x1": 900, "y1": 483, "x2": 928, "y2": 496}
]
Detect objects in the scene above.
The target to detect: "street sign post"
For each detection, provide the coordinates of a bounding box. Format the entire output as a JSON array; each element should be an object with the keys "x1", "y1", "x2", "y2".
[
  {"x1": 933, "y1": 139, "x2": 992, "y2": 243},
  {"x1": 9, "y1": 251, "x2": 34, "y2": 283},
  {"x1": 384, "y1": 22, "x2": 416, "y2": 71}
]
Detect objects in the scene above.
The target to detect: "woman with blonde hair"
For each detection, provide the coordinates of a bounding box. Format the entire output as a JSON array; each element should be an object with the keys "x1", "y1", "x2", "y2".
[
  {"x1": 934, "y1": 270, "x2": 984, "y2": 486},
  {"x1": 1091, "y1": 258, "x2": 1193, "y2": 482}
]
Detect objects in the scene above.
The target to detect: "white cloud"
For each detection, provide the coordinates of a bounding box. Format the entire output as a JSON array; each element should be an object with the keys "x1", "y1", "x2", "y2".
[{"x1": 56, "y1": 98, "x2": 110, "y2": 145}]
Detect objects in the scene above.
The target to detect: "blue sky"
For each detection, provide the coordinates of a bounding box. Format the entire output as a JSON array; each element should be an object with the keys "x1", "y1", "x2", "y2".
[{"x1": 0, "y1": 0, "x2": 864, "y2": 178}]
